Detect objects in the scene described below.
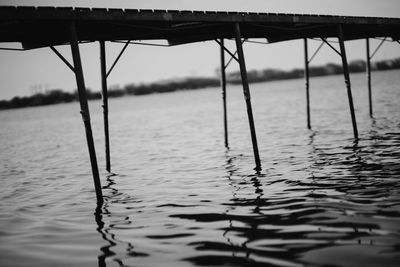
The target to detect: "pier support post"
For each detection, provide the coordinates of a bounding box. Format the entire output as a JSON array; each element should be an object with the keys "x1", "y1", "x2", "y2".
[
  {"x1": 304, "y1": 38, "x2": 311, "y2": 129},
  {"x1": 337, "y1": 25, "x2": 358, "y2": 140},
  {"x1": 234, "y1": 23, "x2": 262, "y2": 172},
  {"x1": 366, "y1": 38, "x2": 373, "y2": 118},
  {"x1": 219, "y1": 39, "x2": 229, "y2": 149},
  {"x1": 99, "y1": 41, "x2": 111, "y2": 172},
  {"x1": 70, "y1": 22, "x2": 103, "y2": 206}
]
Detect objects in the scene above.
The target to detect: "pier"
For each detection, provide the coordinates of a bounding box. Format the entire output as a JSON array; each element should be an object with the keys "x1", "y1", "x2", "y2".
[{"x1": 1, "y1": 6, "x2": 399, "y2": 206}]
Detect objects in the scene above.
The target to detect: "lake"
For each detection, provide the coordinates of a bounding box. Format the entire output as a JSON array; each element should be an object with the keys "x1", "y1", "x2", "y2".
[{"x1": 0, "y1": 70, "x2": 399, "y2": 267}]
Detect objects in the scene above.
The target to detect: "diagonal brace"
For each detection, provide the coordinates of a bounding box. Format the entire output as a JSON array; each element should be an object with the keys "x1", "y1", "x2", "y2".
[
  {"x1": 106, "y1": 40, "x2": 131, "y2": 78},
  {"x1": 308, "y1": 41, "x2": 325, "y2": 64},
  {"x1": 50, "y1": 46, "x2": 75, "y2": 73},
  {"x1": 224, "y1": 49, "x2": 239, "y2": 69},
  {"x1": 215, "y1": 39, "x2": 239, "y2": 65},
  {"x1": 225, "y1": 40, "x2": 247, "y2": 69},
  {"x1": 321, "y1": 38, "x2": 341, "y2": 57},
  {"x1": 370, "y1": 37, "x2": 387, "y2": 60}
]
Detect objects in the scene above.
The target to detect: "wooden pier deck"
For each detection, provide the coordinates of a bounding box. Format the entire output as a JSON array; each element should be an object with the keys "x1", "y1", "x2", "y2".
[{"x1": 0, "y1": 6, "x2": 399, "y2": 48}]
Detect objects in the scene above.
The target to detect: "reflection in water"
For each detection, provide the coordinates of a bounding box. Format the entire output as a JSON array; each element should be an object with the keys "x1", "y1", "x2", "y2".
[
  {"x1": 95, "y1": 207, "x2": 116, "y2": 267},
  {"x1": 95, "y1": 174, "x2": 148, "y2": 267},
  {"x1": 224, "y1": 154, "x2": 265, "y2": 262},
  {"x1": 175, "y1": 128, "x2": 400, "y2": 266},
  {"x1": 96, "y1": 174, "x2": 117, "y2": 267},
  {"x1": 177, "y1": 155, "x2": 271, "y2": 266},
  {"x1": 95, "y1": 174, "x2": 123, "y2": 267},
  {"x1": 300, "y1": 126, "x2": 400, "y2": 266},
  {"x1": 91, "y1": 127, "x2": 400, "y2": 267}
]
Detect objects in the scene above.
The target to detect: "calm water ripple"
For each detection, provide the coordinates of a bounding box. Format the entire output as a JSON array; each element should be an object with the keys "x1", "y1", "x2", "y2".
[{"x1": 1, "y1": 71, "x2": 400, "y2": 266}]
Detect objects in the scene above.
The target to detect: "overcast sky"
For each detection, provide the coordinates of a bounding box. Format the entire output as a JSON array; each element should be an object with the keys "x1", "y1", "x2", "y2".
[{"x1": 0, "y1": 0, "x2": 399, "y2": 100}]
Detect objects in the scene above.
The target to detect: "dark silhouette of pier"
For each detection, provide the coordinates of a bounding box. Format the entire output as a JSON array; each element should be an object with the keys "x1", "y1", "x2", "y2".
[{"x1": 1, "y1": 6, "x2": 399, "y2": 206}]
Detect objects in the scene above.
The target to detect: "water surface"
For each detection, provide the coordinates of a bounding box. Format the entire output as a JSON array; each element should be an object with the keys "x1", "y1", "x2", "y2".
[{"x1": 1, "y1": 70, "x2": 400, "y2": 267}]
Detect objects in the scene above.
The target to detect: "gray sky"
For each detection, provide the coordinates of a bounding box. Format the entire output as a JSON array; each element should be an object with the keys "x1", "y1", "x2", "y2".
[{"x1": 0, "y1": 0, "x2": 399, "y2": 100}]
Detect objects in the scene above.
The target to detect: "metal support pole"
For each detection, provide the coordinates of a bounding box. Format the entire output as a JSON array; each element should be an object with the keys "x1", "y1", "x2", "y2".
[
  {"x1": 304, "y1": 38, "x2": 311, "y2": 129},
  {"x1": 70, "y1": 22, "x2": 103, "y2": 206},
  {"x1": 220, "y1": 39, "x2": 229, "y2": 149},
  {"x1": 100, "y1": 41, "x2": 111, "y2": 172},
  {"x1": 234, "y1": 23, "x2": 262, "y2": 172},
  {"x1": 337, "y1": 25, "x2": 359, "y2": 140},
  {"x1": 366, "y1": 38, "x2": 373, "y2": 118}
]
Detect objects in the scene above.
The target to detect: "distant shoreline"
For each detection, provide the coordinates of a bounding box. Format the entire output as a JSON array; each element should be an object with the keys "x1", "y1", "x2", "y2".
[{"x1": 1, "y1": 57, "x2": 399, "y2": 110}]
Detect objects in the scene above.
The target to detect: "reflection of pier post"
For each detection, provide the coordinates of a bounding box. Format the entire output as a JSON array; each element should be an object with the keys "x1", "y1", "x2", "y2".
[
  {"x1": 234, "y1": 23, "x2": 262, "y2": 172},
  {"x1": 70, "y1": 22, "x2": 103, "y2": 206},
  {"x1": 99, "y1": 41, "x2": 111, "y2": 172},
  {"x1": 366, "y1": 38, "x2": 373, "y2": 118},
  {"x1": 94, "y1": 174, "x2": 141, "y2": 266},
  {"x1": 337, "y1": 25, "x2": 358, "y2": 140},
  {"x1": 219, "y1": 39, "x2": 229, "y2": 149},
  {"x1": 304, "y1": 38, "x2": 311, "y2": 129}
]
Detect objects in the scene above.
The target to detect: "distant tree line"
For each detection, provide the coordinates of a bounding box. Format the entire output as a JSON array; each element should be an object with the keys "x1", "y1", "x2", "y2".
[
  {"x1": 227, "y1": 57, "x2": 400, "y2": 84},
  {"x1": 0, "y1": 89, "x2": 99, "y2": 109},
  {"x1": 1, "y1": 57, "x2": 399, "y2": 110},
  {"x1": 0, "y1": 77, "x2": 220, "y2": 110},
  {"x1": 124, "y1": 77, "x2": 220, "y2": 95}
]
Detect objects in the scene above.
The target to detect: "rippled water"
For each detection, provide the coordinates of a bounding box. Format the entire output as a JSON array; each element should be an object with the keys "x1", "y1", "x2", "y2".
[{"x1": 1, "y1": 70, "x2": 400, "y2": 267}]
